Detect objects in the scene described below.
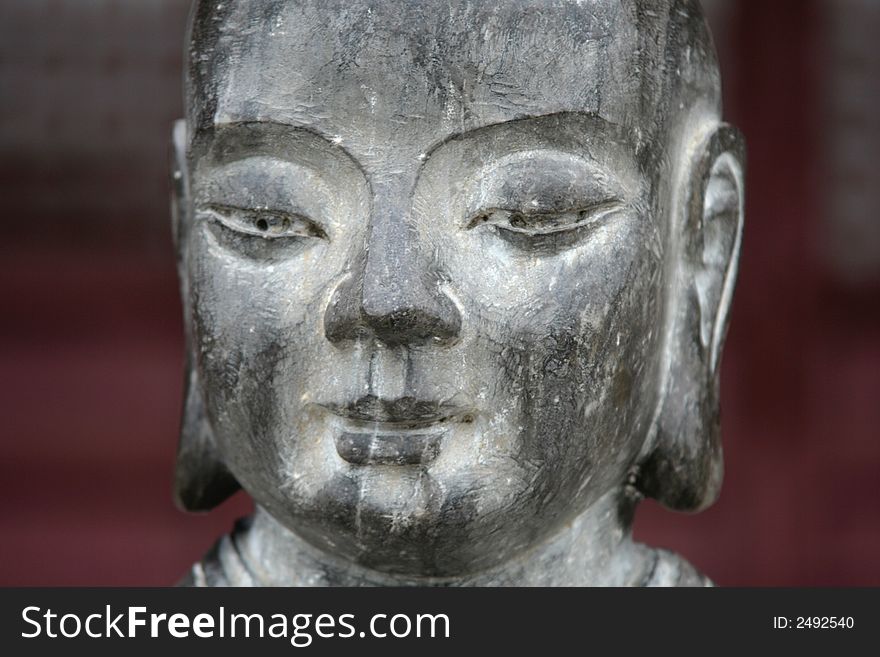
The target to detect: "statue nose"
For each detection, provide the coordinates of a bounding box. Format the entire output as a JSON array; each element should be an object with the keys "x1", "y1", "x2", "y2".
[{"x1": 323, "y1": 216, "x2": 461, "y2": 348}]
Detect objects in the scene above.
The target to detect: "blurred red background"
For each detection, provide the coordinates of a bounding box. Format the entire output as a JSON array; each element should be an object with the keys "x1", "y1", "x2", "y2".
[{"x1": 1, "y1": 0, "x2": 878, "y2": 586}]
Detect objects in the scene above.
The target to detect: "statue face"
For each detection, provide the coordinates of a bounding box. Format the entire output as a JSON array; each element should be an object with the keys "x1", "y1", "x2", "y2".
[{"x1": 183, "y1": 0, "x2": 678, "y2": 575}]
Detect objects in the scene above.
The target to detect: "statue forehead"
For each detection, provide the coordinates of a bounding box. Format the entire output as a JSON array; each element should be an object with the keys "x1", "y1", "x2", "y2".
[{"x1": 193, "y1": 0, "x2": 656, "y2": 148}]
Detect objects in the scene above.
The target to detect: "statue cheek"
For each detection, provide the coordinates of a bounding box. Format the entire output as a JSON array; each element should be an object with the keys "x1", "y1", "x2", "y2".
[{"x1": 492, "y1": 257, "x2": 656, "y2": 479}]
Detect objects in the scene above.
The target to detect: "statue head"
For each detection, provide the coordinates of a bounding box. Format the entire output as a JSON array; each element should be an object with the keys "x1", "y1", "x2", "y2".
[{"x1": 171, "y1": 0, "x2": 744, "y2": 581}]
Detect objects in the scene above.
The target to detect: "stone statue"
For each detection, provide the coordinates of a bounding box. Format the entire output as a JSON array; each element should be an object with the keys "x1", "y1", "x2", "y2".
[{"x1": 171, "y1": 0, "x2": 744, "y2": 586}]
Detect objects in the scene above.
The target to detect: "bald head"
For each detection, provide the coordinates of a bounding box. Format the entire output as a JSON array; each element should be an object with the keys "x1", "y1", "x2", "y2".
[{"x1": 185, "y1": 0, "x2": 720, "y2": 159}]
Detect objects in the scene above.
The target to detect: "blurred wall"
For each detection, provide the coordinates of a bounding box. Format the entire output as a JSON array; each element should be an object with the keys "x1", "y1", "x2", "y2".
[
  {"x1": 1, "y1": 0, "x2": 878, "y2": 585},
  {"x1": 0, "y1": 0, "x2": 251, "y2": 585}
]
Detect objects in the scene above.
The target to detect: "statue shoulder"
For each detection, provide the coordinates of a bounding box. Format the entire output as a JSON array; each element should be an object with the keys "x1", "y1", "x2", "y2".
[
  {"x1": 178, "y1": 522, "x2": 260, "y2": 587},
  {"x1": 640, "y1": 547, "x2": 714, "y2": 587}
]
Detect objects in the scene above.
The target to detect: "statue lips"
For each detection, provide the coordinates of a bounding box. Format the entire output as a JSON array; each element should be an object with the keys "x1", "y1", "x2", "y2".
[{"x1": 321, "y1": 395, "x2": 475, "y2": 466}]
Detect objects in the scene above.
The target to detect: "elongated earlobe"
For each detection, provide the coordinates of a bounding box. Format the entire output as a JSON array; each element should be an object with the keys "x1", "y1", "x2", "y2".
[
  {"x1": 174, "y1": 365, "x2": 241, "y2": 511},
  {"x1": 170, "y1": 120, "x2": 241, "y2": 512},
  {"x1": 637, "y1": 123, "x2": 745, "y2": 511}
]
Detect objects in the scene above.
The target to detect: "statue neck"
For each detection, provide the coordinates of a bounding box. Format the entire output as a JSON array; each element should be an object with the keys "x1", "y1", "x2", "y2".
[{"x1": 230, "y1": 490, "x2": 653, "y2": 586}]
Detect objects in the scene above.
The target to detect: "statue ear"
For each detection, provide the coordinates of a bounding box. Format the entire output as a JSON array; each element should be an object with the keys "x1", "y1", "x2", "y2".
[
  {"x1": 170, "y1": 120, "x2": 189, "y2": 253},
  {"x1": 174, "y1": 365, "x2": 241, "y2": 512},
  {"x1": 637, "y1": 123, "x2": 745, "y2": 512},
  {"x1": 170, "y1": 120, "x2": 241, "y2": 512}
]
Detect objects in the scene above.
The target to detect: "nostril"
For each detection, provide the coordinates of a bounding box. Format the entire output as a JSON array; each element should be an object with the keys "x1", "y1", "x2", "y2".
[
  {"x1": 323, "y1": 273, "x2": 462, "y2": 347},
  {"x1": 360, "y1": 304, "x2": 461, "y2": 348},
  {"x1": 322, "y1": 275, "x2": 362, "y2": 345}
]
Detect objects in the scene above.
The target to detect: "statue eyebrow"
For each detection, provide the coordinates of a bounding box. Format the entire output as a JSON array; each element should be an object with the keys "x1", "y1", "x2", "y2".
[
  {"x1": 199, "y1": 120, "x2": 367, "y2": 177},
  {"x1": 419, "y1": 111, "x2": 634, "y2": 162}
]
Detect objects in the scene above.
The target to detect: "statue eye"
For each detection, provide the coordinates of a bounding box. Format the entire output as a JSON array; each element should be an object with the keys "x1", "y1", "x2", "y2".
[
  {"x1": 465, "y1": 200, "x2": 623, "y2": 238},
  {"x1": 201, "y1": 203, "x2": 328, "y2": 241}
]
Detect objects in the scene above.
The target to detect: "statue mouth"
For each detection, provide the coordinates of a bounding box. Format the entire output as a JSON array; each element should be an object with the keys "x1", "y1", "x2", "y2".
[{"x1": 320, "y1": 395, "x2": 475, "y2": 466}]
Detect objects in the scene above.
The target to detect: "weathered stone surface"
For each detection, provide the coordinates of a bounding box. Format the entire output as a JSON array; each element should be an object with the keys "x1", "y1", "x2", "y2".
[{"x1": 172, "y1": 0, "x2": 744, "y2": 586}]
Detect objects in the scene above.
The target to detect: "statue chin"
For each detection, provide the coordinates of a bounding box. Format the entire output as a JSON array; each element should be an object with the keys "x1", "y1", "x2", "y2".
[{"x1": 173, "y1": 0, "x2": 745, "y2": 587}]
